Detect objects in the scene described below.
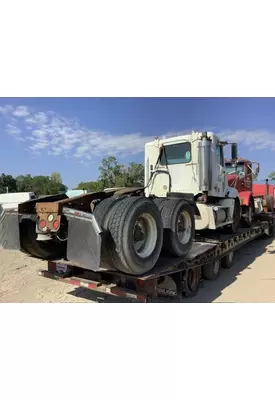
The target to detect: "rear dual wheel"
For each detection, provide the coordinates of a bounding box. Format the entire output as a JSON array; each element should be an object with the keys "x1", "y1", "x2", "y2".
[
  {"x1": 155, "y1": 198, "x2": 195, "y2": 257},
  {"x1": 95, "y1": 196, "x2": 163, "y2": 275}
]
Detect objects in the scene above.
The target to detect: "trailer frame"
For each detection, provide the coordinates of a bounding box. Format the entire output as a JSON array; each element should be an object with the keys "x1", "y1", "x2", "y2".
[{"x1": 38, "y1": 216, "x2": 275, "y2": 302}]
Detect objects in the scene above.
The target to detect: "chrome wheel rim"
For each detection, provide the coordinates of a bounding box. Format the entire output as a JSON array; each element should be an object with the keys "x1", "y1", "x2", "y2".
[
  {"x1": 177, "y1": 210, "x2": 192, "y2": 244},
  {"x1": 133, "y1": 213, "x2": 157, "y2": 258}
]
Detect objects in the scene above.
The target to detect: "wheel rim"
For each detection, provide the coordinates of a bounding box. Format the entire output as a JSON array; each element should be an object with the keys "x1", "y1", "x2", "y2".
[
  {"x1": 177, "y1": 210, "x2": 192, "y2": 244},
  {"x1": 133, "y1": 213, "x2": 157, "y2": 258},
  {"x1": 213, "y1": 260, "x2": 220, "y2": 274}
]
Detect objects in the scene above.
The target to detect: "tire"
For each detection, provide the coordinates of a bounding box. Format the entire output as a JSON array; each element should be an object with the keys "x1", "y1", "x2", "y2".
[
  {"x1": 108, "y1": 197, "x2": 163, "y2": 275},
  {"x1": 94, "y1": 196, "x2": 126, "y2": 269},
  {"x1": 160, "y1": 199, "x2": 195, "y2": 257},
  {"x1": 20, "y1": 217, "x2": 65, "y2": 260},
  {"x1": 183, "y1": 267, "x2": 201, "y2": 297},
  {"x1": 202, "y1": 259, "x2": 221, "y2": 280},
  {"x1": 266, "y1": 195, "x2": 274, "y2": 212},
  {"x1": 225, "y1": 199, "x2": 241, "y2": 233},
  {"x1": 221, "y1": 251, "x2": 234, "y2": 269},
  {"x1": 243, "y1": 199, "x2": 255, "y2": 227}
]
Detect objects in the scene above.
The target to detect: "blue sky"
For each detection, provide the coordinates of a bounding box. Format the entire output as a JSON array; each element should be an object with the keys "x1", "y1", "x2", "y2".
[{"x1": 0, "y1": 97, "x2": 275, "y2": 188}]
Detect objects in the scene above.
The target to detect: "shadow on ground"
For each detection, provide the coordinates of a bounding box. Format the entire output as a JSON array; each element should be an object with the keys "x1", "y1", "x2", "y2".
[
  {"x1": 185, "y1": 236, "x2": 274, "y2": 303},
  {"x1": 66, "y1": 236, "x2": 274, "y2": 303}
]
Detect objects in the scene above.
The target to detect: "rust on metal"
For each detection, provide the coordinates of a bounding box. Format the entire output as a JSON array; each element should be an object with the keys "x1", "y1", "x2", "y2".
[{"x1": 36, "y1": 202, "x2": 60, "y2": 214}]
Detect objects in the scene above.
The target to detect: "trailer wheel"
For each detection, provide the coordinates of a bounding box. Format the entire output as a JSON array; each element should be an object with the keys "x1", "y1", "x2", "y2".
[
  {"x1": 20, "y1": 218, "x2": 65, "y2": 259},
  {"x1": 160, "y1": 199, "x2": 195, "y2": 257},
  {"x1": 108, "y1": 197, "x2": 163, "y2": 275},
  {"x1": 183, "y1": 267, "x2": 201, "y2": 297},
  {"x1": 266, "y1": 195, "x2": 274, "y2": 212},
  {"x1": 94, "y1": 196, "x2": 126, "y2": 269},
  {"x1": 221, "y1": 252, "x2": 234, "y2": 269},
  {"x1": 202, "y1": 259, "x2": 221, "y2": 280}
]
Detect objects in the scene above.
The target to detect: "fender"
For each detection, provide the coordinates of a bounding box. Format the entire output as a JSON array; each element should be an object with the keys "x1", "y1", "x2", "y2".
[{"x1": 238, "y1": 190, "x2": 253, "y2": 207}]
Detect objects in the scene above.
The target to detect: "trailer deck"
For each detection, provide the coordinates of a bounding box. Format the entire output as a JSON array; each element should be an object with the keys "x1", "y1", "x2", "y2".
[{"x1": 39, "y1": 217, "x2": 275, "y2": 302}]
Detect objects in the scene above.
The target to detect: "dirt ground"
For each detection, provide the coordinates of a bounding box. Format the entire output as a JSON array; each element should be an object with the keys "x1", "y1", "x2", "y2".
[{"x1": 1, "y1": 236, "x2": 275, "y2": 303}]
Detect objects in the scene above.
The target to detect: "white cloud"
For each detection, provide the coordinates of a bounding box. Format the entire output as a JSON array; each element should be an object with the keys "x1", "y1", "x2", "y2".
[
  {"x1": 2, "y1": 103, "x2": 275, "y2": 163},
  {"x1": 0, "y1": 105, "x2": 14, "y2": 115},
  {"x1": 0, "y1": 104, "x2": 153, "y2": 161},
  {"x1": 219, "y1": 129, "x2": 275, "y2": 151},
  {"x1": 6, "y1": 123, "x2": 22, "y2": 136},
  {"x1": 12, "y1": 106, "x2": 30, "y2": 117}
]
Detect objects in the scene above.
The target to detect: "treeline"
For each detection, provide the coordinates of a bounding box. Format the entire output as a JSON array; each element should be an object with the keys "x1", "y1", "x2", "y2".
[
  {"x1": 0, "y1": 172, "x2": 67, "y2": 197},
  {"x1": 74, "y1": 157, "x2": 144, "y2": 191},
  {"x1": 0, "y1": 157, "x2": 144, "y2": 197}
]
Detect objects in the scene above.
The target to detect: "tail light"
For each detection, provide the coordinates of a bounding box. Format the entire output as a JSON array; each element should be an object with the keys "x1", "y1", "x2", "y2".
[
  {"x1": 53, "y1": 220, "x2": 60, "y2": 230},
  {"x1": 39, "y1": 219, "x2": 47, "y2": 229}
]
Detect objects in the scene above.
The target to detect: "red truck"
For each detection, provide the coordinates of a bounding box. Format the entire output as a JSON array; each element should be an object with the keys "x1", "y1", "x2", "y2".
[{"x1": 224, "y1": 158, "x2": 274, "y2": 223}]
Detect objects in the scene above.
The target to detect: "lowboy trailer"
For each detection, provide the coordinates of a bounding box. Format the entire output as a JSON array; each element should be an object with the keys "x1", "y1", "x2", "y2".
[{"x1": 39, "y1": 215, "x2": 275, "y2": 302}]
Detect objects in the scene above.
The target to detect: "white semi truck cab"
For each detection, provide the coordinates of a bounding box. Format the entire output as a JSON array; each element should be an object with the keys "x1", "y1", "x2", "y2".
[{"x1": 144, "y1": 131, "x2": 241, "y2": 231}]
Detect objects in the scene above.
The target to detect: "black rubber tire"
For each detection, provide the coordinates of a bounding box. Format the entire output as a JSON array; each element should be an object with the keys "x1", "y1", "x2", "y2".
[
  {"x1": 160, "y1": 199, "x2": 195, "y2": 257},
  {"x1": 94, "y1": 196, "x2": 126, "y2": 269},
  {"x1": 108, "y1": 197, "x2": 163, "y2": 275},
  {"x1": 266, "y1": 195, "x2": 274, "y2": 212},
  {"x1": 225, "y1": 199, "x2": 241, "y2": 233},
  {"x1": 19, "y1": 217, "x2": 65, "y2": 260},
  {"x1": 221, "y1": 252, "x2": 234, "y2": 269},
  {"x1": 183, "y1": 267, "x2": 201, "y2": 297},
  {"x1": 243, "y1": 199, "x2": 255, "y2": 227},
  {"x1": 202, "y1": 259, "x2": 221, "y2": 280}
]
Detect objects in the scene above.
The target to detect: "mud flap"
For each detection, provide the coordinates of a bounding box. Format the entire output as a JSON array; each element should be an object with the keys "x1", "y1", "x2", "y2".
[
  {"x1": 0, "y1": 210, "x2": 20, "y2": 250},
  {"x1": 63, "y1": 207, "x2": 102, "y2": 272}
]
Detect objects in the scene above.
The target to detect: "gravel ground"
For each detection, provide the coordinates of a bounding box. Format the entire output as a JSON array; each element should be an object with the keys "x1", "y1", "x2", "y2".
[{"x1": 1, "y1": 236, "x2": 275, "y2": 303}]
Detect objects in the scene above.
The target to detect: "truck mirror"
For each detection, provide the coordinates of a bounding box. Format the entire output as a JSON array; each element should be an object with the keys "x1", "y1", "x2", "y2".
[
  {"x1": 231, "y1": 143, "x2": 238, "y2": 161},
  {"x1": 255, "y1": 165, "x2": 260, "y2": 175}
]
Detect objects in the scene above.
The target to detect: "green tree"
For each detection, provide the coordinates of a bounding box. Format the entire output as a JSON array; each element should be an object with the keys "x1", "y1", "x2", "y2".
[
  {"x1": 268, "y1": 171, "x2": 275, "y2": 181},
  {"x1": 0, "y1": 174, "x2": 17, "y2": 194},
  {"x1": 125, "y1": 162, "x2": 144, "y2": 186},
  {"x1": 16, "y1": 174, "x2": 33, "y2": 192},
  {"x1": 50, "y1": 172, "x2": 62, "y2": 184},
  {"x1": 99, "y1": 156, "x2": 124, "y2": 188},
  {"x1": 74, "y1": 157, "x2": 145, "y2": 191},
  {"x1": 74, "y1": 180, "x2": 104, "y2": 192}
]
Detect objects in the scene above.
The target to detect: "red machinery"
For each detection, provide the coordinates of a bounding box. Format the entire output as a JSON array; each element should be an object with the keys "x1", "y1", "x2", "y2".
[
  {"x1": 225, "y1": 157, "x2": 257, "y2": 225},
  {"x1": 225, "y1": 158, "x2": 274, "y2": 218},
  {"x1": 253, "y1": 180, "x2": 275, "y2": 213}
]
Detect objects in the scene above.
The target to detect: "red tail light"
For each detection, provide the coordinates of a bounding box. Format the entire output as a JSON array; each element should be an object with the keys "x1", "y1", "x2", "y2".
[
  {"x1": 39, "y1": 219, "x2": 46, "y2": 229},
  {"x1": 53, "y1": 220, "x2": 60, "y2": 230}
]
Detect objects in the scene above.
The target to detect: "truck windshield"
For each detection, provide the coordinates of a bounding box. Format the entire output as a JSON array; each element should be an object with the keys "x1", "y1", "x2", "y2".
[
  {"x1": 160, "y1": 142, "x2": 191, "y2": 165},
  {"x1": 225, "y1": 164, "x2": 244, "y2": 174}
]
